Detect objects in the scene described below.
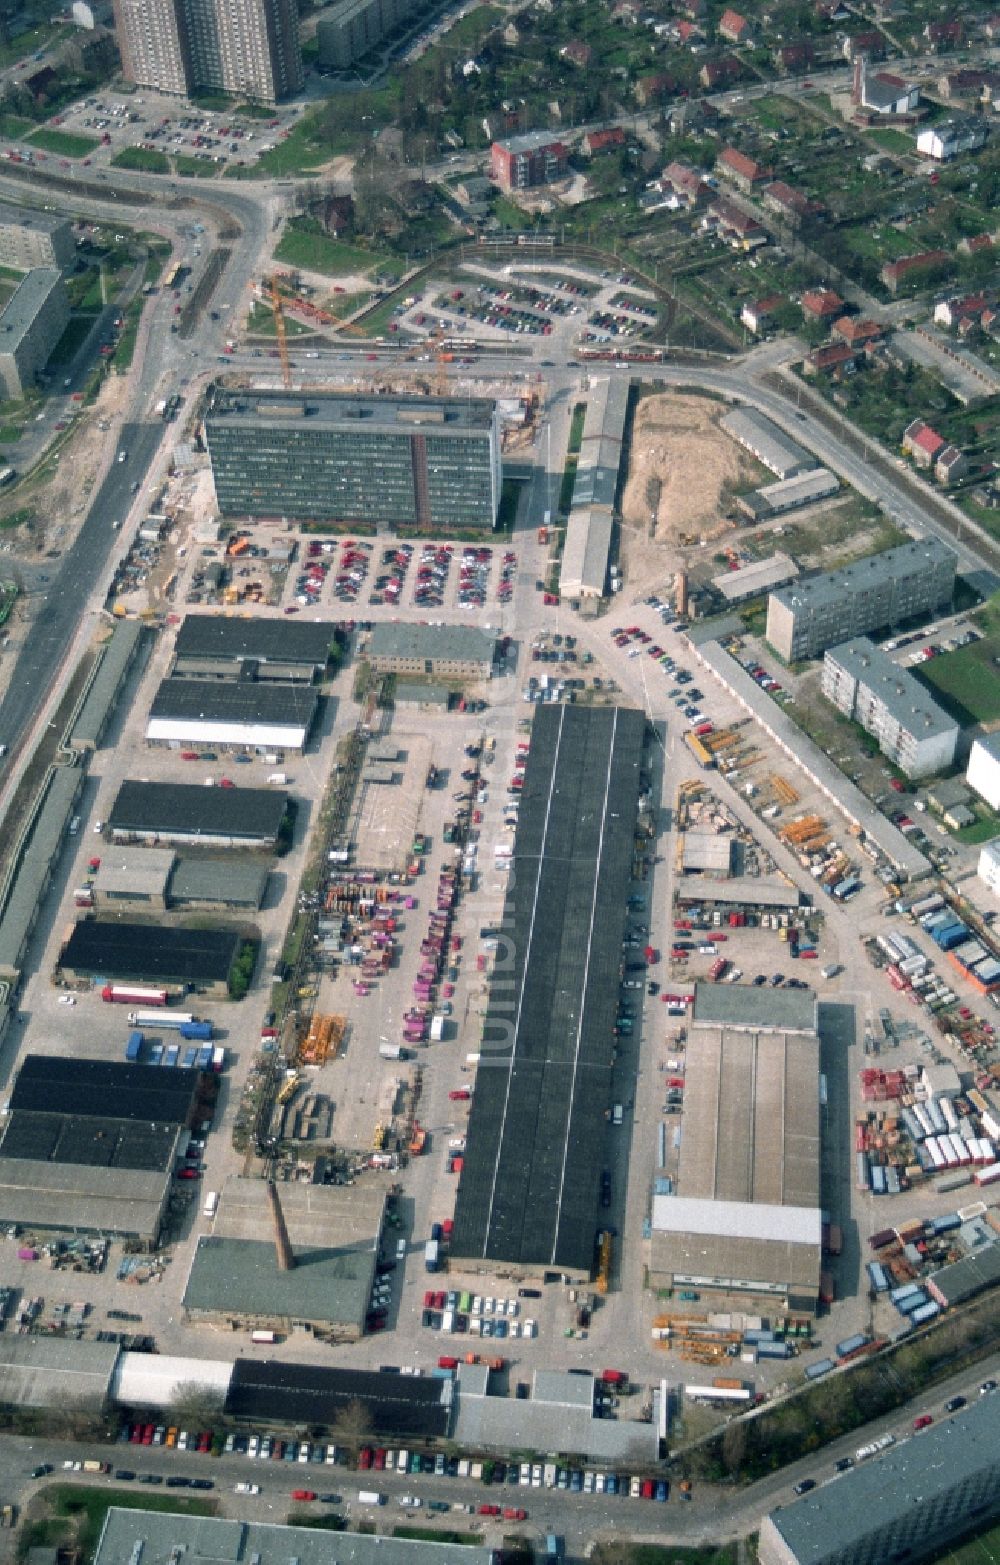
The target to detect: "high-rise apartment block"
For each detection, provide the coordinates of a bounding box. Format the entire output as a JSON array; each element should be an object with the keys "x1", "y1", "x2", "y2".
[
  {"x1": 113, "y1": 0, "x2": 302, "y2": 102},
  {"x1": 0, "y1": 202, "x2": 75, "y2": 273},
  {"x1": 822, "y1": 638, "x2": 958, "y2": 779},
  {"x1": 204, "y1": 387, "x2": 502, "y2": 533},
  {"x1": 766, "y1": 538, "x2": 956, "y2": 663}
]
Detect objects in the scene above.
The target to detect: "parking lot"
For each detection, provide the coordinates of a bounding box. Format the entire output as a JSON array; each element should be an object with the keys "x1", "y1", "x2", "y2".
[{"x1": 41, "y1": 91, "x2": 302, "y2": 172}]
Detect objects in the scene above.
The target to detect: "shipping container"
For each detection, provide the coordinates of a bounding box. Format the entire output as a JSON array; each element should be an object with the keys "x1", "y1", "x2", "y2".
[
  {"x1": 424, "y1": 1239, "x2": 440, "y2": 1273},
  {"x1": 103, "y1": 985, "x2": 168, "y2": 1007},
  {"x1": 124, "y1": 1031, "x2": 143, "y2": 1063},
  {"x1": 127, "y1": 1008, "x2": 194, "y2": 1029}
]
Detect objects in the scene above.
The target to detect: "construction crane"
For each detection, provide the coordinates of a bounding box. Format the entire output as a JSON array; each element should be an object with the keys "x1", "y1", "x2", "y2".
[{"x1": 268, "y1": 274, "x2": 292, "y2": 390}]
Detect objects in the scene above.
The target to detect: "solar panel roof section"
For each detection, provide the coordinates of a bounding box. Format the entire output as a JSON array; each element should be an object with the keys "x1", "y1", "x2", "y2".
[{"x1": 451, "y1": 704, "x2": 646, "y2": 1273}]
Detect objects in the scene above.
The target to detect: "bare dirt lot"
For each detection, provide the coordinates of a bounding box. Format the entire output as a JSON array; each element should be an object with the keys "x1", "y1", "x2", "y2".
[{"x1": 621, "y1": 391, "x2": 759, "y2": 544}]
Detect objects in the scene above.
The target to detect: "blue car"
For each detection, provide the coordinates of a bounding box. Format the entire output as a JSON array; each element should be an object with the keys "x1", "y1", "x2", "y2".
[
  {"x1": 570, "y1": 1470, "x2": 583, "y2": 1492},
  {"x1": 655, "y1": 1480, "x2": 668, "y2": 1503},
  {"x1": 605, "y1": 1474, "x2": 618, "y2": 1495}
]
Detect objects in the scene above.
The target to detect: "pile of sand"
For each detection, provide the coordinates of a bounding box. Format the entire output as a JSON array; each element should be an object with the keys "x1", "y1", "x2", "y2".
[{"x1": 621, "y1": 392, "x2": 757, "y2": 541}]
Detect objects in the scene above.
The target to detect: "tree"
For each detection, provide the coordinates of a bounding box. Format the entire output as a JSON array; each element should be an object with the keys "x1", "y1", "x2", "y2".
[
  {"x1": 169, "y1": 1384, "x2": 227, "y2": 1431},
  {"x1": 332, "y1": 1396, "x2": 372, "y2": 1443},
  {"x1": 721, "y1": 1416, "x2": 748, "y2": 1477}
]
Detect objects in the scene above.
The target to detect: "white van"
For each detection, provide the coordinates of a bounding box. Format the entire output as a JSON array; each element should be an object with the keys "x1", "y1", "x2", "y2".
[
  {"x1": 612, "y1": 1103, "x2": 624, "y2": 1126},
  {"x1": 358, "y1": 1490, "x2": 385, "y2": 1506},
  {"x1": 203, "y1": 1190, "x2": 219, "y2": 1218}
]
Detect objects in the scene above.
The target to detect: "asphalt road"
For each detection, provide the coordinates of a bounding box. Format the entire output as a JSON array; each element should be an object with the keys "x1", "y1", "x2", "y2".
[{"x1": 0, "y1": 419, "x2": 164, "y2": 756}]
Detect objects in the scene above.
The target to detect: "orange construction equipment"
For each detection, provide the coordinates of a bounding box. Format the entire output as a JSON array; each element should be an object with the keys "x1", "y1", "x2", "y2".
[
  {"x1": 298, "y1": 1013, "x2": 346, "y2": 1066},
  {"x1": 409, "y1": 1123, "x2": 427, "y2": 1156}
]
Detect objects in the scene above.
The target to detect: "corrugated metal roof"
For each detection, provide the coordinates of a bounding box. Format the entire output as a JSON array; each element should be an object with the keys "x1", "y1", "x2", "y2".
[
  {"x1": 368, "y1": 622, "x2": 496, "y2": 666},
  {"x1": 692, "y1": 982, "x2": 818, "y2": 1033},
  {"x1": 95, "y1": 1512, "x2": 494, "y2": 1565},
  {"x1": 0, "y1": 1338, "x2": 118, "y2": 1411},
  {"x1": 653, "y1": 1195, "x2": 821, "y2": 1245}
]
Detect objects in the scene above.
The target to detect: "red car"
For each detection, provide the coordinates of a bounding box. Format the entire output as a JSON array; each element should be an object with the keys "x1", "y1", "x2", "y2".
[
  {"x1": 197, "y1": 1431, "x2": 212, "y2": 1452},
  {"x1": 423, "y1": 1290, "x2": 436, "y2": 1308},
  {"x1": 478, "y1": 1504, "x2": 501, "y2": 1516},
  {"x1": 177, "y1": 1167, "x2": 201, "y2": 1180},
  {"x1": 219, "y1": 777, "x2": 235, "y2": 789},
  {"x1": 914, "y1": 1414, "x2": 933, "y2": 1431},
  {"x1": 374, "y1": 1448, "x2": 386, "y2": 1470},
  {"x1": 503, "y1": 1507, "x2": 527, "y2": 1521},
  {"x1": 181, "y1": 751, "x2": 199, "y2": 760},
  {"x1": 291, "y1": 1490, "x2": 317, "y2": 1501},
  {"x1": 359, "y1": 1447, "x2": 373, "y2": 1470}
]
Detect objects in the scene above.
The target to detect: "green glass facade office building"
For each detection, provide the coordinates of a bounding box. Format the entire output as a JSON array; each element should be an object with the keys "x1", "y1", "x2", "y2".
[{"x1": 204, "y1": 387, "x2": 502, "y2": 532}]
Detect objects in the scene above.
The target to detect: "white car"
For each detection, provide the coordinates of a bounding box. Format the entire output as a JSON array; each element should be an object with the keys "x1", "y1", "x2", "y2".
[
  {"x1": 531, "y1": 1464, "x2": 543, "y2": 1488},
  {"x1": 505, "y1": 1297, "x2": 518, "y2": 1317},
  {"x1": 510, "y1": 1320, "x2": 521, "y2": 1338},
  {"x1": 235, "y1": 1482, "x2": 260, "y2": 1495},
  {"x1": 93, "y1": 820, "x2": 103, "y2": 834},
  {"x1": 449, "y1": 1137, "x2": 466, "y2": 1151},
  {"x1": 325, "y1": 1445, "x2": 338, "y2": 1464},
  {"x1": 523, "y1": 1318, "x2": 536, "y2": 1338},
  {"x1": 584, "y1": 1471, "x2": 595, "y2": 1493},
  {"x1": 399, "y1": 1496, "x2": 421, "y2": 1509},
  {"x1": 483, "y1": 1297, "x2": 495, "y2": 1315},
  {"x1": 57, "y1": 995, "x2": 76, "y2": 1006},
  {"x1": 298, "y1": 1443, "x2": 311, "y2": 1463},
  {"x1": 62, "y1": 1460, "x2": 82, "y2": 1471},
  {"x1": 248, "y1": 1435, "x2": 260, "y2": 1458},
  {"x1": 471, "y1": 1295, "x2": 482, "y2": 1315}
]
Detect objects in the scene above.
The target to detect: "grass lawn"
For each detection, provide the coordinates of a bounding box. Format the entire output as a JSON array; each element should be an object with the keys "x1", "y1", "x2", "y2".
[
  {"x1": 0, "y1": 23, "x2": 60, "y2": 68},
  {"x1": 0, "y1": 112, "x2": 34, "y2": 139},
  {"x1": 174, "y1": 153, "x2": 217, "y2": 176},
  {"x1": 0, "y1": 425, "x2": 22, "y2": 442},
  {"x1": 112, "y1": 145, "x2": 170, "y2": 174},
  {"x1": 19, "y1": 1485, "x2": 216, "y2": 1560},
  {"x1": 275, "y1": 223, "x2": 389, "y2": 278},
  {"x1": 27, "y1": 127, "x2": 99, "y2": 158},
  {"x1": 866, "y1": 126, "x2": 915, "y2": 154},
  {"x1": 933, "y1": 1517, "x2": 1000, "y2": 1563},
  {"x1": 592, "y1": 1544, "x2": 747, "y2": 1565},
  {"x1": 242, "y1": 112, "x2": 333, "y2": 176},
  {"x1": 916, "y1": 637, "x2": 1000, "y2": 726}
]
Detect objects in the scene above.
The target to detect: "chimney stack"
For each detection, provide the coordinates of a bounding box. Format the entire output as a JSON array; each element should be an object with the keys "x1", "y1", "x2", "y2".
[{"x1": 266, "y1": 1180, "x2": 295, "y2": 1272}]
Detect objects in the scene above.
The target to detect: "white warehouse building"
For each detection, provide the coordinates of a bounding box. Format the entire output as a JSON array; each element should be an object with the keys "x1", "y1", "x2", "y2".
[{"x1": 968, "y1": 734, "x2": 1000, "y2": 812}]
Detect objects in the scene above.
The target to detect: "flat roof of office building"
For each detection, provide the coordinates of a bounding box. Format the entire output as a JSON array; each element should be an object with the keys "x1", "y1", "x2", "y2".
[
  {"x1": 60, "y1": 920, "x2": 241, "y2": 986},
  {"x1": 0, "y1": 267, "x2": 62, "y2": 345},
  {"x1": 450, "y1": 704, "x2": 646, "y2": 1274},
  {"x1": 173, "y1": 615, "x2": 337, "y2": 668},
  {"x1": 10, "y1": 1054, "x2": 199, "y2": 1125},
  {"x1": 108, "y1": 780, "x2": 288, "y2": 842},
  {"x1": 368, "y1": 622, "x2": 497, "y2": 665},
  {"x1": 770, "y1": 536, "x2": 956, "y2": 615},
  {"x1": 149, "y1": 677, "x2": 318, "y2": 729},
  {"x1": 761, "y1": 1395, "x2": 1000, "y2": 1565},
  {"x1": 825, "y1": 637, "x2": 958, "y2": 740},
  {"x1": 207, "y1": 385, "x2": 497, "y2": 433},
  {"x1": 692, "y1": 982, "x2": 818, "y2": 1034},
  {"x1": 93, "y1": 1514, "x2": 487, "y2": 1565},
  {"x1": 225, "y1": 1359, "x2": 451, "y2": 1438}
]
